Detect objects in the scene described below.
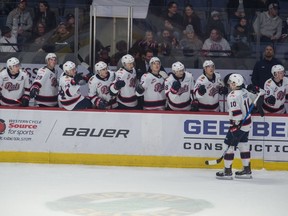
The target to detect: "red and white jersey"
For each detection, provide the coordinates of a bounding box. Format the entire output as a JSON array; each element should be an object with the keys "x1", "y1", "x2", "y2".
[
  {"x1": 110, "y1": 68, "x2": 137, "y2": 107},
  {"x1": 58, "y1": 74, "x2": 86, "y2": 110},
  {"x1": 194, "y1": 72, "x2": 224, "y2": 112},
  {"x1": 137, "y1": 72, "x2": 166, "y2": 110},
  {"x1": 0, "y1": 69, "x2": 30, "y2": 106},
  {"x1": 263, "y1": 77, "x2": 288, "y2": 114},
  {"x1": 165, "y1": 72, "x2": 194, "y2": 111},
  {"x1": 88, "y1": 71, "x2": 117, "y2": 109},
  {"x1": 32, "y1": 66, "x2": 58, "y2": 107},
  {"x1": 227, "y1": 88, "x2": 252, "y2": 132}
]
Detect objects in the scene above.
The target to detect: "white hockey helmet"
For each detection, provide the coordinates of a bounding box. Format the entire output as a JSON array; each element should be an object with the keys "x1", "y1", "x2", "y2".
[
  {"x1": 95, "y1": 61, "x2": 107, "y2": 74},
  {"x1": 121, "y1": 54, "x2": 134, "y2": 65},
  {"x1": 271, "y1": 64, "x2": 285, "y2": 77},
  {"x1": 149, "y1": 57, "x2": 161, "y2": 66},
  {"x1": 172, "y1": 61, "x2": 184, "y2": 73},
  {"x1": 63, "y1": 61, "x2": 76, "y2": 73},
  {"x1": 45, "y1": 53, "x2": 57, "y2": 63},
  {"x1": 7, "y1": 57, "x2": 20, "y2": 69},
  {"x1": 203, "y1": 60, "x2": 214, "y2": 68},
  {"x1": 228, "y1": 73, "x2": 244, "y2": 87}
]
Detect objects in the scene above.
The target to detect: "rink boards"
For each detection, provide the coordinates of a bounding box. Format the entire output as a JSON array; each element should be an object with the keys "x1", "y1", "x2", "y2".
[{"x1": 0, "y1": 107, "x2": 288, "y2": 170}]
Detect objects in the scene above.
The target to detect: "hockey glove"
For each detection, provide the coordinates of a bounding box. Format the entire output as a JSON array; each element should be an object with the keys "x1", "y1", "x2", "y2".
[
  {"x1": 114, "y1": 80, "x2": 125, "y2": 90},
  {"x1": 286, "y1": 94, "x2": 288, "y2": 100},
  {"x1": 219, "y1": 86, "x2": 228, "y2": 95},
  {"x1": 246, "y1": 84, "x2": 260, "y2": 94},
  {"x1": 190, "y1": 100, "x2": 199, "y2": 111},
  {"x1": 30, "y1": 85, "x2": 40, "y2": 98},
  {"x1": 229, "y1": 120, "x2": 241, "y2": 133},
  {"x1": 256, "y1": 95, "x2": 265, "y2": 117},
  {"x1": 83, "y1": 72, "x2": 94, "y2": 82},
  {"x1": 72, "y1": 73, "x2": 84, "y2": 85},
  {"x1": 95, "y1": 98, "x2": 108, "y2": 109},
  {"x1": 20, "y1": 95, "x2": 30, "y2": 107},
  {"x1": 136, "y1": 84, "x2": 145, "y2": 94},
  {"x1": 170, "y1": 80, "x2": 181, "y2": 94},
  {"x1": 198, "y1": 85, "x2": 206, "y2": 96},
  {"x1": 265, "y1": 95, "x2": 276, "y2": 106}
]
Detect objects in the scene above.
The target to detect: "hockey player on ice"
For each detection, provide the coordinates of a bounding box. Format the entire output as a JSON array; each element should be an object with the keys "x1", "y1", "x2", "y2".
[
  {"x1": 0, "y1": 57, "x2": 30, "y2": 107},
  {"x1": 58, "y1": 61, "x2": 92, "y2": 110},
  {"x1": 194, "y1": 60, "x2": 228, "y2": 112},
  {"x1": 135, "y1": 57, "x2": 166, "y2": 110},
  {"x1": 165, "y1": 61, "x2": 195, "y2": 111},
  {"x1": 262, "y1": 64, "x2": 288, "y2": 114},
  {"x1": 88, "y1": 61, "x2": 117, "y2": 109},
  {"x1": 30, "y1": 53, "x2": 59, "y2": 107},
  {"x1": 216, "y1": 74, "x2": 255, "y2": 180}
]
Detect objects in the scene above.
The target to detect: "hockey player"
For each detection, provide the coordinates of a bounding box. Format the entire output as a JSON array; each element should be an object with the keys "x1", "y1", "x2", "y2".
[
  {"x1": 135, "y1": 57, "x2": 166, "y2": 110},
  {"x1": 194, "y1": 60, "x2": 228, "y2": 112},
  {"x1": 216, "y1": 74, "x2": 254, "y2": 180},
  {"x1": 165, "y1": 61, "x2": 195, "y2": 111},
  {"x1": 30, "y1": 53, "x2": 59, "y2": 107},
  {"x1": 88, "y1": 61, "x2": 117, "y2": 109},
  {"x1": 58, "y1": 61, "x2": 92, "y2": 110},
  {"x1": 262, "y1": 64, "x2": 288, "y2": 114},
  {"x1": 0, "y1": 57, "x2": 30, "y2": 107},
  {"x1": 110, "y1": 54, "x2": 138, "y2": 109}
]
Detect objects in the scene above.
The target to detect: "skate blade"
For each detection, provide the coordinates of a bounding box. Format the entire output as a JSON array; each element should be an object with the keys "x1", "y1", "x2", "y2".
[
  {"x1": 216, "y1": 176, "x2": 233, "y2": 180},
  {"x1": 235, "y1": 175, "x2": 252, "y2": 179}
]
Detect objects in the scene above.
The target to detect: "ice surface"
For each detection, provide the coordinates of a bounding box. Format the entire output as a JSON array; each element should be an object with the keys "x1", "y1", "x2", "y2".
[{"x1": 0, "y1": 163, "x2": 287, "y2": 216}]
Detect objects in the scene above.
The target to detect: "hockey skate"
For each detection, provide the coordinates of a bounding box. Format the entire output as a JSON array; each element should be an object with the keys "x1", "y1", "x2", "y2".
[
  {"x1": 216, "y1": 167, "x2": 233, "y2": 180},
  {"x1": 235, "y1": 165, "x2": 252, "y2": 179}
]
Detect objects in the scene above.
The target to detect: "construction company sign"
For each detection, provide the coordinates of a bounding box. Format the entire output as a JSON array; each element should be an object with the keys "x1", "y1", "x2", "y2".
[{"x1": 0, "y1": 108, "x2": 287, "y2": 162}]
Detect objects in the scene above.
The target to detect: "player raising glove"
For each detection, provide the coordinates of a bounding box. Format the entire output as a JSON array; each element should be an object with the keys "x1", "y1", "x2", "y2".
[
  {"x1": 246, "y1": 84, "x2": 260, "y2": 94},
  {"x1": 265, "y1": 95, "x2": 276, "y2": 105},
  {"x1": 198, "y1": 85, "x2": 206, "y2": 96},
  {"x1": 114, "y1": 80, "x2": 126, "y2": 90},
  {"x1": 71, "y1": 72, "x2": 84, "y2": 85},
  {"x1": 218, "y1": 86, "x2": 228, "y2": 95},
  {"x1": 170, "y1": 80, "x2": 181, "y2": 94},
  {"x1": 136, "y1": 83, "x2": 145, "y2": 94}
]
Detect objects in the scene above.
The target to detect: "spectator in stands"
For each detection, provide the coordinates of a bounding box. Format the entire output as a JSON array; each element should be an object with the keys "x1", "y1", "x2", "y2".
[
  {"x1": 28, "y1": 21, "x2": 51, "y2": 51},
  {"x1": 206, "y1": 10, "x2": 226, "y2": 39},
  {"x1": 202, "y1": 28, "x2": 231, "y2": 57},
  {"x1": 131, "y1": 30, "x2": 158, "y2": 56},
  {"x1": 97, "y1": 46, "x2": 111, "y2": 65},
  {"x1": 280, "y1": 17, "x2": 288, "y2": 43},
  {"x1": 6, "y1": 0, "x2": 33, "y2": 48},
  {"x1": 251, "y1": 44, "x2": 282, "y2": 88},
  {"x1": 33, "y1": 1, "x2": 57, "y2": 33},
  {"x1": 110, "y1": 40, "x2": 127, "y2": 66},
  {"x1": 0, "y1": 26, "x2": 18, "y2": 52},
  {"x1": 226, "y1": 0, "x2": 259, "y2": 21},
  {"x1": 262, "y1": 64, "x2": 288, "y2": 114},
  {"x1": 253, "y1": 2, "x2": 282, "y2": 43},
  {"x1": 135, "y1": 57, "x2": 166, "y2": 110},
  {"x1": 160, "y1": 1, "x2": 183, "y2": 40},
  {"x1": 182, "y1": 4, "x2": 202, "y2": 39},
  {"x1": 179, "y1": 24, "x2": 203, "y2": 57},
  {"x1": 158, "y1": 28, "x2": 180, "y2": 56},
  {"x1": 65, "y1": 13, "x2": 75, "y2": 33}
]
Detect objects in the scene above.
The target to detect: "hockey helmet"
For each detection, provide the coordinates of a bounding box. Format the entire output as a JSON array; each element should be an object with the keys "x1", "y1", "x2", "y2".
[
  {"x1": 271, "y1": 64, "x2": 285, "y2": 77},
  {"x1": 63, "y1": 61, "x2": 76, "y2": 73},
  {"x1": 7, "y1": 57, "x2": 20, "y2": 69},
  {"x1": 228, "y1": 73, "x2": 244, "y2": 87},
  {"x1": 172, "y1": 61, "x2": 184, "y2": 73},
  {"x1": 121, "y1": 54, "x2": 134, "y2": 65},
  {"x1": 45, "y1": 53, "x2": 57, "y2": 63},
  {"x1": 149, "y1": 57, "x2": 161, "y2": 66},
  {"x1": 95, "y1": 61, "x2": 107, "y2": 74},
  {"x1": 203, "y1": 60, "x2": 214, "y2": 68}
]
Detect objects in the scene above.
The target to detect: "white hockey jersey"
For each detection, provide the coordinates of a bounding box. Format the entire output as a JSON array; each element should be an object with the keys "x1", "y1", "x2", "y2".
[
  {"x1": 0, "y1": 69, "x2": 30, "y2": 106},
  {"x1": 165, "y1": 72, "x2": 194, "y2": 111},
  {"x1": 31, "y1": 66, "x2": 58, "y2": 107},
  {"x1": 88, "y1": 71, "x2": 117, "y2": 109},
  {"x1": 194, "y1": 72, "x2": 224, "y2": 112},
  {"x1": 227, "y1": 88, "x2": 252, "y2": 132},
  {"x1": 263, "y1": 77, "x2": 288, "y2": 114},
  {"x1": 58, "y1": 74, "x2": 86, "y2": 110},
  {"x1": 110, "y1": 68, "x2": 137, "y2": 107},
  {"x1": 137, "y1": 72, "x2": 166, "y2": 110}
]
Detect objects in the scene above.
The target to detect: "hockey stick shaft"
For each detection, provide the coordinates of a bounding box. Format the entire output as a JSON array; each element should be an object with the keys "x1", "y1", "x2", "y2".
[{"x1": 205, "y1": 92, "x2": 262, "y2": 165}]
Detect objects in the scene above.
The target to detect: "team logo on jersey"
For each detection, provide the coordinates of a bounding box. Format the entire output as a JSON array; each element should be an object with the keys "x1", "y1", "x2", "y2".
[{"x1": 0, "y1": 119, "x2": 6, "y2": 134}]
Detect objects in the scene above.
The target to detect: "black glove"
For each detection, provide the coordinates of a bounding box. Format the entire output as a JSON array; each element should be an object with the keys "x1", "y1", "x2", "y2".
[
  {"x1": 266, "y1": 95, "x2": 276, "y2": 105},
  {"x1": 83, "y1": 72, "x2": 94, "y2": 82},
  {"x1": 114, "y1": 80, "x2": 125, "y2": 90},
  {"x1": 20, "y1": 95, "x2": 30, "y2": 107},
  {"x1": 247, "y1": 84, "x2": 260, "y2": 94},
  {"x1": 95, "y1": 98, "x2": 108, "y2": 109},
  {"x1": 170, "y1": 80, "x2": 181, "y2": 94},
  {"x1": 229, "y1": 120, "x2": 241, "y2": 133},
  {"x1": 136, "y1": 84, "x2": 145, "y2": 94},
  {"x1": 72, "y1": 73, "x2": 84, "y2": 85},
  {"x1": 191, "y1": 100, "x2": 199, "y2": 111},
  {"x1": 256, "y1": 95, "x2": 264, "y2": 117},
  {"x1": 219, "y1": 86, "x2": 228, "y2": 95},
  {"x1": 286, "y1": 94, "x2": 288, "y2": 100},
  {"x1": 198, "y1": 85, "x2": 206, "y2": 96},
  {"x1": 30, "y1": 86, "x2": 40, "y2": 98}
]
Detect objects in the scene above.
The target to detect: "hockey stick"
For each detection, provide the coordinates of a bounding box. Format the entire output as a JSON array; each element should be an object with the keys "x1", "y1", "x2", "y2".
[{"x1": 205, "y1": 92, "x2": 262, "y2": 165}]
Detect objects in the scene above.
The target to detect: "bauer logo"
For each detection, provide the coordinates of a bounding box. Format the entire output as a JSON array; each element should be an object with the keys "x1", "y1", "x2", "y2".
[
  {"x1": 0, "y1": 119, "x2": 6, "y2": 134},
  {"x1": 62, "y1": 128, "x2": 129, "y2": 138}
]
